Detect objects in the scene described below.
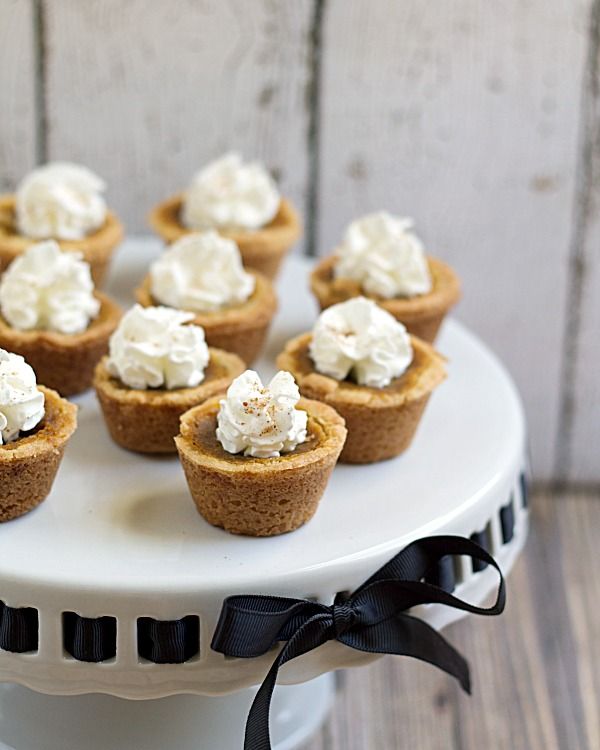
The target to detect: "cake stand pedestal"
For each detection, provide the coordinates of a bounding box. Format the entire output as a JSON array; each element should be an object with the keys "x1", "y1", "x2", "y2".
[
  {"x1": 0, "y1": 676, "x2": 335, "y2": 750},
  {"x1": 0, "y1": 245, "x2": 528, "y2": 750}
]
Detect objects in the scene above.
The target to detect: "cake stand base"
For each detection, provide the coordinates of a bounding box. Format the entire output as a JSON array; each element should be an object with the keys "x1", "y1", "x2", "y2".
[{"x1": 0, "y1": 674, "x2": 335, "y2": 750}]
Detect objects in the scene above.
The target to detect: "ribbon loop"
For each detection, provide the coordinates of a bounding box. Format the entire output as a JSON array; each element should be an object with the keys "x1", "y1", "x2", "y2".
[{"x1": 211, "y1": 534, "x2": 506, "y2": 750}]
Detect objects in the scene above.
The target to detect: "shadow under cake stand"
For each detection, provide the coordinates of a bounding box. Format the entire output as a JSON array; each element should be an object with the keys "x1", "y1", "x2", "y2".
[{"x1": 0, "y1": 249, "x2": 528, "y2": 750}]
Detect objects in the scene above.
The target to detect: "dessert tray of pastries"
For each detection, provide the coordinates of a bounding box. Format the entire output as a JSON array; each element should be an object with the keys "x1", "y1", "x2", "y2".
[{"x1": 0, "y1": 155, "x2": 527, "y2": 702}]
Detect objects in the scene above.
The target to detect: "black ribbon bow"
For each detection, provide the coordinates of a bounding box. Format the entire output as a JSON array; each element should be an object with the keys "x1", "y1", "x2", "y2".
[{"x1": 211, "y1": 535, "x2": 505, "y2": 750}]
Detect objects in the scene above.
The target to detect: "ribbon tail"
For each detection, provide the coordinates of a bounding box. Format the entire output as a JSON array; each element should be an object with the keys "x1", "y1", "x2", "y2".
[
  {"x1": 244, "y1": 652, "x2": 285, "y2": 750},
  {"x1": 341, "y1": 613, "x2": 472, "y2": 694},
  {"x1": 244, "y1": 615, "x2": 332, "y2": 750}
]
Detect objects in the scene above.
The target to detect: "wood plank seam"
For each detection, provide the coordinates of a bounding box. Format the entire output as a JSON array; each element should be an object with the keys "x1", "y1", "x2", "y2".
[
  {"x1": 305, "y1": 0, "x2": 326, "y2": 258},
  {"x1": 32, "y1": 0, "x2": 47, "y2": 165}
]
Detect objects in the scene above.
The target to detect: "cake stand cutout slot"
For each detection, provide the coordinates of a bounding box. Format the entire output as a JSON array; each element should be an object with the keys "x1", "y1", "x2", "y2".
[
  {"x1": 137, "y1": 616, "x2": 200, "y2": 664},
  {"x1": 520, "y1": 472, "x2": 529, "y2": 508},
  {"x1": 0, "y1": 603, "x2": 38, "y2": 653},
  {"x1": 470, "y1": 523, "x2": 493, "y2": 572},
  {"x1": 63, "y1": 613, "x2": 116, "y2": 662},
  {"x1": 500, "y1": 497, "x2": 516, "y2": 544},
  {"x1": 424, "y1": 555, "x2": 456, "y2": 593}
]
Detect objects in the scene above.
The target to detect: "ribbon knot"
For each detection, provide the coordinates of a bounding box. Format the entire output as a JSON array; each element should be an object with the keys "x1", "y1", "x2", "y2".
[
  {"x1": 211, "y1": 535, "x2": 506, "y2": 750},
  {"x1": 332, "y1": 600, "x2": 356, "y2": 637}
]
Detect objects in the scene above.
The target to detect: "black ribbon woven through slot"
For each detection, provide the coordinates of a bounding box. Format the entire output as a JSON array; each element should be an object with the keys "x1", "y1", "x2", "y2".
[
  {"x1": 63, "y1": 613, "x2": 116, "y2": 662},
  {"x1": 425, "y1": 554, "x2": 456, "y2": 592},
  {"x1": 500, "y1": 500, "x2": 516, "y2": 543},
  {"x1": 211, "y1": 534, "x2": 506, "y2": 750},
  {"x1": 0, "y1": 602, "x2": 38, "y2": 653},
  {"x1": 520, "y1": 471, "x2": 529, "y2": 508},
  {"x1": 138, "y1": 616, "x2": 200, "y2": 663},
  {"x1": 470, "y1": 529, "x2": 490, "y2": 572}
]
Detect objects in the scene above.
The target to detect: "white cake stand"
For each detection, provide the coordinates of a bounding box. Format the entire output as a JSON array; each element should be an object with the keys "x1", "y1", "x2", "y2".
[{"x1": 0, "y1": 243, "x2": 528, "y2": 750}]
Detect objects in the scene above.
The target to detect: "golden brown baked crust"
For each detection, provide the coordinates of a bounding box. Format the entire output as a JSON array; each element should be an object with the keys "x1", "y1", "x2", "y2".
[
  {"x1": 94, "y1": 348, "x2": 245, "y2": 454},
  {"x1": 148, "y1": 194, "x2": 301, "y2": 280},
  {"x1": 135, "y1": 271, "x2": 277, "y2": 365},
  {"x1": 309, "y1": 255, "x2": 461, "y2": 343},
  {"x1": 0, "y1": 385, "x2": 77, "y2": 521},
  {"x1": 0, "y1": 292, "x2": 122, "y2": 397},
  {"x1": 0, "y1": 194, "x2": 124, "y2": 287},
  {"x1": 176, "y1": 395, "x2": 347, "y2": 536},
  {"x1": 277, "y1": 333, "x2": 446, "y2": 464}
]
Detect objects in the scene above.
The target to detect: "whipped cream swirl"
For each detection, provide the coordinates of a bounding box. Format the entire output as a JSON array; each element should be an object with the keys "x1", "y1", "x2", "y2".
[
  {"x1": 0, "y1": 240, "x2": 100, "y2": 334},
  {"x1": 107, "y1": 305, "x2": 209, "y2": 390},
  {"x1": 335, "y1": 212, "x2": 432, "y2": 298},
  {"x1": 216, "y1": 370, "x2": 307, "y2": 458},
  {"x1": 309, "y1": 297, "x2": 413, "y2": 388},
  {"x1": 150, "y1": 231, "x2": 255, "y2": 313},
  {"x1": 182, "y1": 152, "x2": 280, "y2": 231},
  {"x1": 16, "y1": 162, "x2": 107, "y2": 240},
  {"x1": 0, "y1": 349, "x2": 45, "y2": 444}
]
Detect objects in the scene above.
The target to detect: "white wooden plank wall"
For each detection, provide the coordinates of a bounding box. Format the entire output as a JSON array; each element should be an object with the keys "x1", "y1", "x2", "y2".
[
  {"x1": 318, "y1": 0, "x2": 589, "y2": 482},
  {"x1": 0, "y1": 0, "x2": 37, "y2": 189},
  {"x1": 0, "y1": 0, "x2": 597, "y2": 485},
  {"x1": 43, "y1": 0, "x2": 313, "y2": 244}
]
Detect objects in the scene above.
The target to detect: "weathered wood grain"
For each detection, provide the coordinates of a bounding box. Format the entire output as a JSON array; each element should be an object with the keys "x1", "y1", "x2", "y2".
[
  {"x1": 325, "y1": 659, "x2": 459, "y2": 750},
  {"x1": 559, "y1": 494, "x2": 600, "y2": 748},
  {"x1": 318, "y1": 0, "x2": 590, "y2": 481},
  {"x1": 0, "y1": 0, "x2": 37, "y2": 190},
  {"x1": 452, "y1": 493, "x2": 590, "y2": 750},
  {"x1": 43, "y1": 0, "x2": 313, "y2": 239},
  {"x1": 555, "y1": 494, "x2": 600, "y2": 748},
  {"x1": 303, "y1": 491, "x2": 600, "y2": 750}
]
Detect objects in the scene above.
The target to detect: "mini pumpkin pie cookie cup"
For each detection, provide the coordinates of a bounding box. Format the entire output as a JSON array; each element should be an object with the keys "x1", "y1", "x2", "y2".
[
  {"x1": 0, "y1": 386, "x2": 77, "y2": 522},
  {"x1": 277, "y1": 333, "x2": 446, "y2": 464},
  {"x1": 176, "y1": 396, "x2": 346, "y2": 537},
  {"x1": 0, "y1": 292, "x2": 122, "y2": 397},
  {"x1": 135, "y1": 272, "x2": 277, "y2": 366},
  {"x1": 149, "y1": 194, "x2": 300, "y2": 280},
  {"x1": 94, "y1": 349, "x2": 245, "y2": 454},
  {"x1": 310, "y1": 255, "x2": 461, "y2": 344},
  {"x1": 0, "y1": 195, "x2": 123, "y2": 288}
]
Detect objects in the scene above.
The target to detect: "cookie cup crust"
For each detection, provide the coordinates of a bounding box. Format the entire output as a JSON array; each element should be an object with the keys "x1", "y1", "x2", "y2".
[
  {"x1": 93, "y1": 348, "x2": 245, "y2": 454},
  {"x1": 0, "y1": 386, "x2": 77, "y2": 522},
  {"x1": 310, "y1": 255, "x2": 461, "y2": 343},
  {"x1": 148, "y1": 194, "x2": 301, "y2": 280},
  {"x1": 0, "y1": 292, "x2": 122, "y2": 396},
  {"x1": 175, "y1": 396, "x2": 347, "y2": 537},
  {"x1": 0, "y1": 195, "x2": 124, "y2": 287},
  {"x1": 277, "y1": 333, "x2": 446, "y2": 464},
  {"x1": 135, "y1": 271, "x2": 277, "y2": 365}
]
